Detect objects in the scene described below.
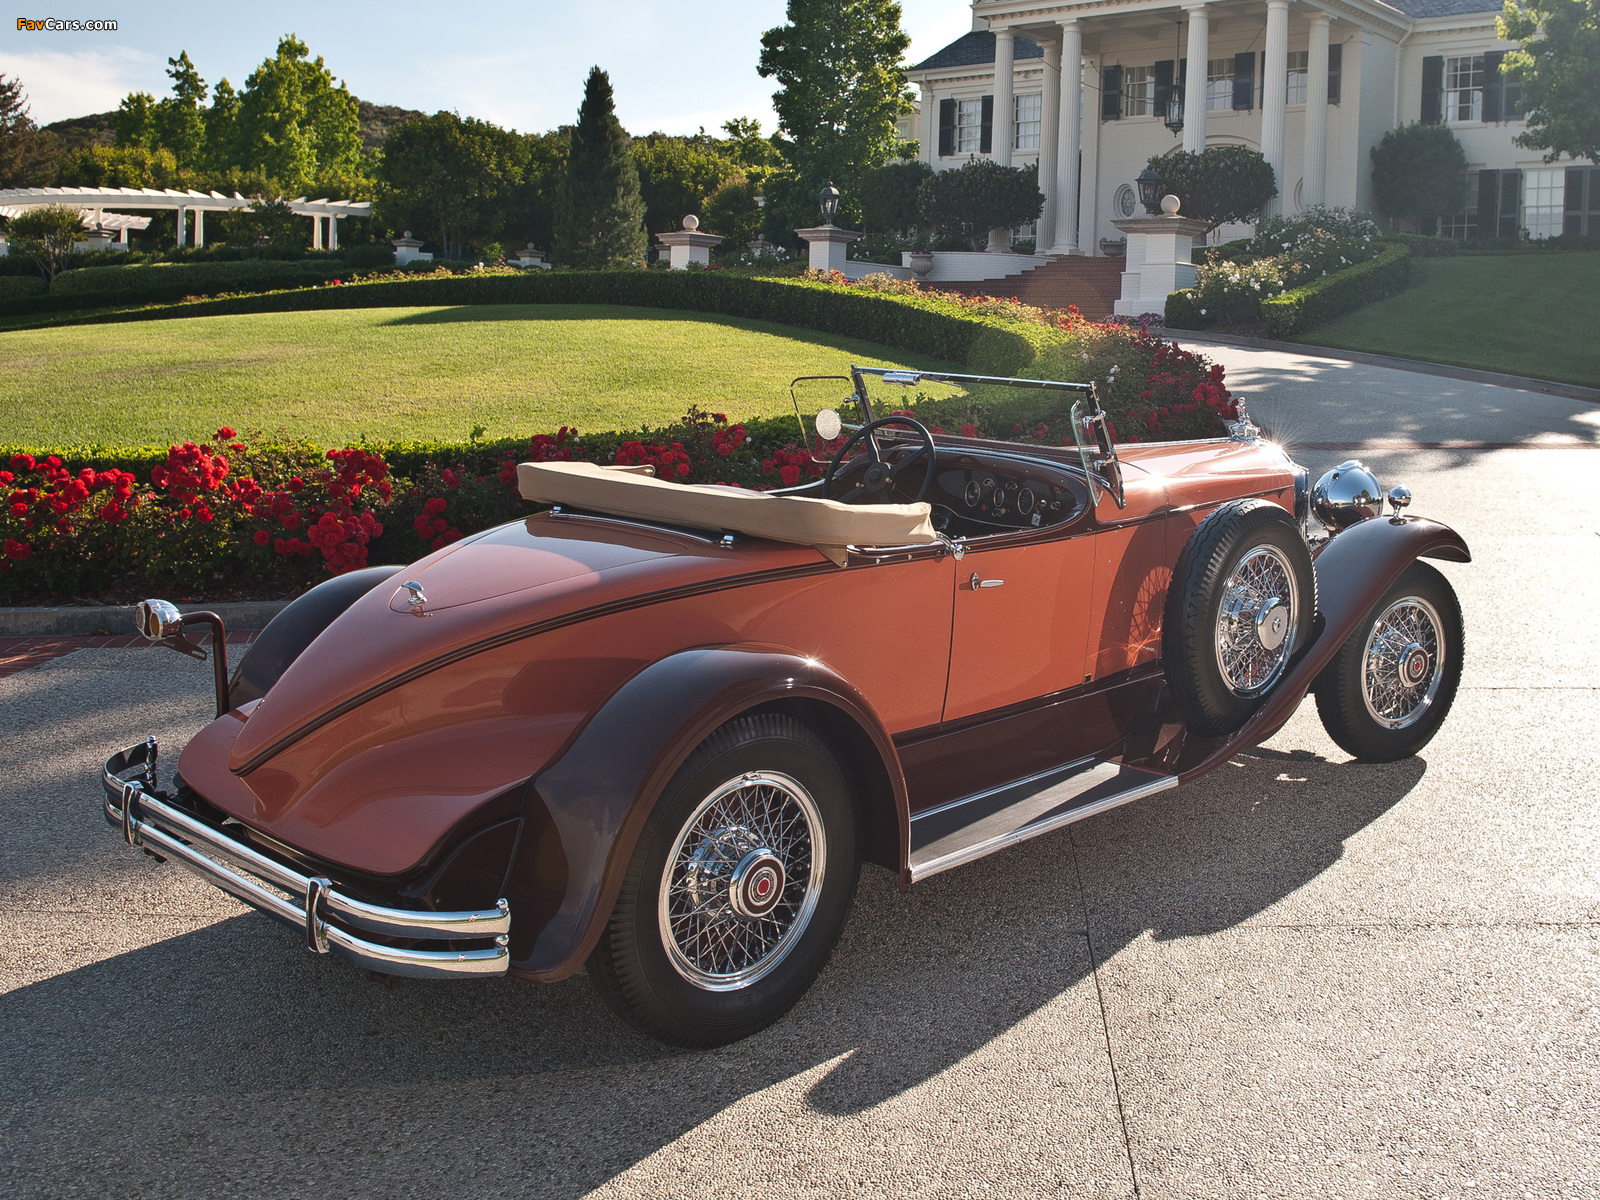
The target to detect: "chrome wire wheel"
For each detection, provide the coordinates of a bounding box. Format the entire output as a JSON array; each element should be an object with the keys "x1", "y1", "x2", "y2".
[
  {"x1": 1214, "y1": 545, "x2": 1299, "y2": 698},
  {"x1": 1361, "y1": 596, "x2": 1445, "y2": 730},
  {"x1": 657, "y1": 771, "x2": 825, "y2": 992}
]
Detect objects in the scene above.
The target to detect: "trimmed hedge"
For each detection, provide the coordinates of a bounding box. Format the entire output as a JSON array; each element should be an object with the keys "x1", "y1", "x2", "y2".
[
  {"x1": 1259, "y1": 242, "x2": 1411, "y2": 338},
  {"x1": 1390, "y1": 232, "x2": 1461, "y2": 258},
  {"x1": 1162, "y1": 288, "x2": 1206, "y2": 330},
  {"x1": 7, "y1": 271, "x2": 1059, "y2": 376},
  {"x1": 0, "y1": 276, "x2": 45, "y2": 300},
  {"x1": 50, "y1": 259, "x2": 342, "y2": 300}
]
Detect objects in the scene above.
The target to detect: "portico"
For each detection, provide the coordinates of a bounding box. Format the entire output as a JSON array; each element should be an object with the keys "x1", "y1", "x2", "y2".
[{"x1": 908, "y1": 0, "x2": 1527, "y2": 255}]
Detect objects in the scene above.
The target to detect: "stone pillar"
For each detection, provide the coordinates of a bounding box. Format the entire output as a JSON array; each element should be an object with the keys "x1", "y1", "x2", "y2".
[
  {"x1": 1038, "y1": 40, "x2": 1062, "y2": 254},
  {"x1": 1303, "y1": 11, "x2": 1331, "y2": 209},
  {"x1": 175, "y1": 206, "x2": 186, "y2": 248},
  {"x1": 1052, "y1": 20, "x2": 1082, "y2": 254},
  {"x1": 1261, "y1": 0, "x2": 1290, "y2": 217},
  {"x1": 993, "y1": 29, "x2": 1016, "y2": 168},
  {"x1": 1079, "y1": 55, "x2": 1101, "y2": 253},
  {"x1": 193, "y1": 207, "x2": 205, "y2": 248},
  {"x1": 921, "y1": 83, "x2": 936, "y2": 165},
  {"x1": 1112, "y1": 196, "x2": 1210, "y2": 315},
  {"x1": 655, "y1": 214, "x2": 725, "y2": 269},
  {"x1": 1183, "y1": 4, "x2": 1209, "y2": 154},
  {"x1": 795, "y1": 224, "x2": 863, "y2": 273}
]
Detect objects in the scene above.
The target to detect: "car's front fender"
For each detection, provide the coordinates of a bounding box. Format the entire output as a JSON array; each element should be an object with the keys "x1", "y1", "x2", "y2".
[{"x1": 506, "y1": 645, "x2": 909, "y2": 981}]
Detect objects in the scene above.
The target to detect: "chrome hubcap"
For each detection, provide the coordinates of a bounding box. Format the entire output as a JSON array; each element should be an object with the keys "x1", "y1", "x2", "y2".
[
  {"x1": 1362, "y1": 598, "x2": 1445, "y2": 730},
  {"x1": 658, "y1": 771, "x2": 824, "y2": 991},
  {"x1": 1216, "y1": 545, "x2": 1299, "y2": 698}
]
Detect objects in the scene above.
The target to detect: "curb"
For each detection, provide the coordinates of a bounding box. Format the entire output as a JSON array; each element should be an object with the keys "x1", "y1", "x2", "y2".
[
  {"x1": 0, "y1": 599, "x2": 290, "y2": 637},
  {"x1": 1155, "y1": 327, "x2": 1600, "y2": 404}
]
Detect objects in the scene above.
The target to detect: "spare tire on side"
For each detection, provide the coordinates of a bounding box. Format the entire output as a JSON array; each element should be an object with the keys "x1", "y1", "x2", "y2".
[{"x1": 1163, "y1": 499, "x2": 1316, "y2": 737}]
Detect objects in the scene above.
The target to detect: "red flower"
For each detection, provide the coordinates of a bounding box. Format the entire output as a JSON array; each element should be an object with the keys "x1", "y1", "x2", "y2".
[
  {"x1": 253, "y1": 529, "x2": 271, "y2": 546},
  {"x1": 9, "y1": 502, "x2": 26, "y2": 519},
  {"x1": 779, "y1": 464, "x2": 800, "y2": 487},
  {"x1": 3, "y1": 538, "x2": 30, "y2": 560},
  {"x1": 675, "y1": 462, "x2": 691, "y2": 478},
  {"x1": 10, "y1": 454, "x2": 34, "y2": 473},
  {"x1": 214, "y1": 427, "x2": 236, "y2": 441},
  {"x1": 288, "y1": 477, "x2": 304, "y2": 492},
  {"x1": 959, "y1": 424, "x2": 978, "y2": 438}
]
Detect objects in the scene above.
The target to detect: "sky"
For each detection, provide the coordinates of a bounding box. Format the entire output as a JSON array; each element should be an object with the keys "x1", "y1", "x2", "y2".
[{"x1": 0, "y1": 1, "x2": 977, "y2": 133}]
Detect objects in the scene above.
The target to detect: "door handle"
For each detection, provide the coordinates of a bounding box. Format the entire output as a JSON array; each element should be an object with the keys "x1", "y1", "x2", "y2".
[{"x1": 969, "y1": 572, "x2": 1004, "y2": 590}]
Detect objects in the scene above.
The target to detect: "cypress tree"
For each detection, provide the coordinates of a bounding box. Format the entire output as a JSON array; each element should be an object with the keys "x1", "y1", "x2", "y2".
[{"x1": 552, "y1": 67, "x2": 647, "y2": 269}]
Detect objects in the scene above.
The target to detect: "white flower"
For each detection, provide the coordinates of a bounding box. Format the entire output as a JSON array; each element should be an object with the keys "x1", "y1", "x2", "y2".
[{"x1": 1200, "y1": 307, "x2": 1208, "y2": 315}]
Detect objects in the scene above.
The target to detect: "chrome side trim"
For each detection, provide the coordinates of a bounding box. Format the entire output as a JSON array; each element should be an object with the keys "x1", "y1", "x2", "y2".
[
  {"x1": 908, "y1": 759, "x2": 1177, "y2": 883},
  {"x1": 102, "y1": 742, "x2": 510, "y2": 980}
]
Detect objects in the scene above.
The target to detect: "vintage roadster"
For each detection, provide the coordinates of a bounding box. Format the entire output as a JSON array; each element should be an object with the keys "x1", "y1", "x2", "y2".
[{"x1": 101, "y1": 368, "x2": 1467, "y2": 1046}]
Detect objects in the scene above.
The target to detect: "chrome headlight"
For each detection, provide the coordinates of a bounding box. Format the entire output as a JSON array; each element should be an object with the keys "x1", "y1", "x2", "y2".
[{"x1": 1312, "y1": 459, "x2": 1384, "y2": 529}]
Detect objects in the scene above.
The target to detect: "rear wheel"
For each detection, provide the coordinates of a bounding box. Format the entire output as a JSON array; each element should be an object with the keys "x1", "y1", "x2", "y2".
[
  {"x1": 588, "y1": 713, "x2": 859, "y2": 1047},
  {"x1": 1314, "y1": 561, "x2": 1463, "y2": 762}
]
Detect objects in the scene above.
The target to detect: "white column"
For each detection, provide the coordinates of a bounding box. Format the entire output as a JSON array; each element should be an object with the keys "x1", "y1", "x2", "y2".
[
  {"x1": 1053, "y1": 20, "x2": 1083, "y2": 253},
  {"x1": 193, "y1": 208, "x2": 205, "y2": 248},
  {"x1": 1038, "y1": 40, "x2": 1062, "y2": 254},
  {"x1": 310, "y1": 215, "x2": 322, "y2": 250},
  {"x1": 1080, "y1": 54, "x2": 1102, "y2": 253},
  {"x1": 1303, "y1": 12, "x2": 1331, "y2": 209},
  {"x1": 993, "y1": 29, "x2": 1016, "y2": 167},
  {"x1": 1183, "y1": 4, "x2": 1209, "y2": 153},
  {"x1": 328, "y1": 214, "x2": 339, "y2": 251},
  {"x1": 921, "y1": 82, "x2": 936, "y2": 165},
  {"x1": 175, "y1": 206, "x2": 186, "y2": 248},
  {"x1": 1261, "y1": 0, "x2": 1290, "y2": 216}
]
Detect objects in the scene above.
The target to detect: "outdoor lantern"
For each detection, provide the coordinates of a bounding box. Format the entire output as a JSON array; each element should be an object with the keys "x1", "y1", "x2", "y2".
[
  {"x1": 818, "y1": 182, "x2": 841, "y2": 225},
  {"x1": 1164, "y1": 92, "x2": 1185, "y2": 136},
  {"x1": 1136, "y1": 166, "x2": 1163, "y2": 214}
]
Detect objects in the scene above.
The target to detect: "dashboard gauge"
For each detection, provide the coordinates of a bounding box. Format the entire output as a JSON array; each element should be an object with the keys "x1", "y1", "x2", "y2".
[
  {"x1": 1017, "y1": 487, "x2": 1036, "y2": 515},
  {"x1": 964, "y1": 480, "x2": 982, "y2": 507},
  {"x1": 991, "y1": 488, "x2": 1006, "y2": 508}
]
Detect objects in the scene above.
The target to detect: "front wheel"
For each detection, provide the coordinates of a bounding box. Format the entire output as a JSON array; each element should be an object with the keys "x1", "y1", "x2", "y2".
[
  {"x1": 1313, "y1": 561, "x2": 1464, "y2": 762},
  {"x1": 588, "y1": 713, "x2": 859, "y2": 1047}
]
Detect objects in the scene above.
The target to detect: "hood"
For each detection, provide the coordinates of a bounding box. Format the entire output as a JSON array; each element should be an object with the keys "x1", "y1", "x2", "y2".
[{"x1": 227, "y1": 513, "x2": 823, "y2": 775}]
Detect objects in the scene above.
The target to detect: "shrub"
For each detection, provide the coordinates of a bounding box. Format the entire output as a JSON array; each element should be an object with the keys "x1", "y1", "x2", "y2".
[
  {"x1": 859, "y1": 160, "x2": 933, "y2": 234},
  {"x1": 1245, "y1": 206, "x2": 1384, "y2": 277},
  {"x1": 1260, "y1": 242, "x2": 1411, "y2": 337},
  {"x1": 1390, "y1": 232, "x2": 1461, "y2": 257},
  {"x1": 917, "y1": 160, "x2": 1044, "y2": 247},
  {"x1": 1148, "y1": 147, "x2": 1277, "y2": 232},
  {"x1": 0, "y1": 276, "x2": 46, "y2": 300},
  {"x1": 1370, "y1": 123, "x2": 1469, "y2": 233},
  {"x1": 50, "y1": 259, "x2": 341, "y2": 299}
]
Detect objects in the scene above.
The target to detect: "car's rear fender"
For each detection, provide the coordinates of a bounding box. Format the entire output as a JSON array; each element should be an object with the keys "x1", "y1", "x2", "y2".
[{"x1": 507, "y1": 645, "x2": 909, "y2": 981}]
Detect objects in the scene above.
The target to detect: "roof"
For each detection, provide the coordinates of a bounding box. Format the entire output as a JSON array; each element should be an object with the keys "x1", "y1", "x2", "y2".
[
  {"x1": 1377, "y1": 0, "x2": 1501, "y2": 15},
  {"x1": 911, "y1": 31, "x2": 1045, "y2": 73}
]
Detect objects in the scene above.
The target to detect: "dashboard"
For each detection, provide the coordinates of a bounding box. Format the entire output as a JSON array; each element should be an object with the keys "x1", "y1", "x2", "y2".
[{"x1": 926, "y1": 453, "x2": 1090, "y2": 535}]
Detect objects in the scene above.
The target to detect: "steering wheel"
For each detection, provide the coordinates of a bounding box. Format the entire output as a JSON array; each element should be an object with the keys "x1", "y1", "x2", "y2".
[{"x1": 822, "y1": 415, "x2": 937, "y2": 505}]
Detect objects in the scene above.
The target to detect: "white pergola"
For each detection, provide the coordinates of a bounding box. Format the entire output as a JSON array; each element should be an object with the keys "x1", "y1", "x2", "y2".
[{"x1": 0, "y1": 187, "x2": 373, "y2": 249}]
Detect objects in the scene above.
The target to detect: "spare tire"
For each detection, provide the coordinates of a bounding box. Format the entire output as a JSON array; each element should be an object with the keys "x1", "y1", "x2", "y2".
[{"x1": 1163, "y1": 499, "x2": 1316, "y2": 736}]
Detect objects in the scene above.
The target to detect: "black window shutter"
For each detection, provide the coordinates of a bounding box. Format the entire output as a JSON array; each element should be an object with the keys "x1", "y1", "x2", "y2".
[
  {"x1": 1102, "y1": 65, "x2": 1123, "y2": 120},
  {"x1": 1478, "y1": 169, "x2": 1499, "y2": 234},
  {"x1": 938, "y1": 98, "x2": 956, "y2": 156},
  {"x1": 1154, "y1": 60, "x2": 1174, "y2": 115},
  {"x1": 1483, "y1": 50, "x2": 1503, "y2": 123},
  {"x1": 1421, "y1": 55, "x2": 1444, "y2": 125},
  {"x1": 980, "y1": 95, "x2": 994, "y2": 153},
  {"x1": 1260, "y1": 51, "x2": 1268, "y2": 108},
  {"x1": 1328, "y1": 44, "x2": 1342, "y2": 105},
  {"x1": 1565, "y1": 167, "x2": 1584, "y2": 236},
  {"x1": 1499, "y1": 170, "x2": 1520, "y2": 237},
  {"x1": 1233, "y1": 51, "x2": 1255, "y2": 110}
]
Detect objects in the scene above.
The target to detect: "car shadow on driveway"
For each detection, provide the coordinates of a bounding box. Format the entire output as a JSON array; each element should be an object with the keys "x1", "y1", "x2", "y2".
[{"x1": 0, "y1": 744, "x2": 1424, "y2": 1196}]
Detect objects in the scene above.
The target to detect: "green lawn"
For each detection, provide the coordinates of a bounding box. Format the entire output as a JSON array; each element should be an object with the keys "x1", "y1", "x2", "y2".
[
  {"x1": 1298, "y1": 252, "x2": 1600, "y2": 387},
  {"x1": 0, "y1": 305, "x2": 960, "y2": 447}
]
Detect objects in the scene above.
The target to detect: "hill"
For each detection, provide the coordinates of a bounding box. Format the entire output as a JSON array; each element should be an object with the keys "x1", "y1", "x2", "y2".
[{"x1": 41, "y1": 99, "x2": 428, "y2": 157}]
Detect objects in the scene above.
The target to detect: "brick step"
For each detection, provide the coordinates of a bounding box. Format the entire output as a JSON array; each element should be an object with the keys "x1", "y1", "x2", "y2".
[{"x1": 930, "y1": 255, "x2": 1125, "y2": 321}]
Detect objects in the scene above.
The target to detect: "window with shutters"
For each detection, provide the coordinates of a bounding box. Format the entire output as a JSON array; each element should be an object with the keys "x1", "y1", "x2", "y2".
[
  {"x1": 1206, "y1": 58, "x2": 1234, "y2": 110},
  {"x1": 1524, "y1": 168, "x2": 1565, "y2": 240},
  {"x1": 1125, "y1": 66, "x2": 1155, "y2": 116},
  {"x1": 1438, "y1": 210, "x2": 1477, "y2": 240},
  {"x1": 1015, "y1": 93, "x2": 1041, "y2": 150},
  {"x1": 955, "y1": 98, "x2": 984, "y2": 153},
  {"x1": 1564, "y1": 167, "x2": 1600, "y2": 236},
  {"x1": 1445, "y1": 55, "x2": 1484, "y2": 123},
  {"x1": 1285, "y1": 51, "x2": 1310, "y2": 104}
]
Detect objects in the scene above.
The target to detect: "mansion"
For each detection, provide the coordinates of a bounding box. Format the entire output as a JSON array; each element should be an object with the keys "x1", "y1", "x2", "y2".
[{"x1": 907, "y1": 0, "x2": 1600, "y2": 254}]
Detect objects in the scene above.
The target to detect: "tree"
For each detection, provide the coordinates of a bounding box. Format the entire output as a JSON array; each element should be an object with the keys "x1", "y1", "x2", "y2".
[
  {"x1": 235, "y1": 35, "x2": 362, "y2": 194},
  {"x1": 757, "y1": 0, "x2": 913, "y2": 227},
  {"x1": 231, "y1": 195, "x2": 304, "y2": 251},
  {"x1": 204, "y1": 78, "x2": 239, "y2": 173},
  {"x1": 720, "y1": 117, "x2": 783, "y2": 170},
  {"x1": 1499, "y1": 0, "x2": 1600, "y2": 163},
  {"x1": 551, "y1": 67, "x2": 647, "y2": 269},
  {"x1": 56, "y1": 144, "x2": 186, "y2": 190},
  {"x1": 113, "y1": 92, "x2": 157, "y2": 149},
  {"x1": 633, "y1": 133, "x2": 741, "y2": 233},
  {"x1": 376, "y1": 111, "x2": 533, "y2": 259},
  {"x1": 916, "y1": 160, "x2": 1042, "y2": 247},
  {"x1": 1148, "y1": 147, "x2": 1277, "y2": 233},
  {"x1": 8, "y1": 205, "x2": 85, "y2": 280},
  {"x1": 1369, "y1": 124, "x2": 1469, "y2": 231},
  {"x1": 153, "y1": 51, "x2": 207, "y2": 169},
  {"x1": 703, "y1": 174, "x2": 764, "y2": 247},
  {"x1": 859, "y1": 159, "x2": 931, "y2": 233},
  {"x1": 0, "y1": 74, "x2": 55, "y2": 187}
]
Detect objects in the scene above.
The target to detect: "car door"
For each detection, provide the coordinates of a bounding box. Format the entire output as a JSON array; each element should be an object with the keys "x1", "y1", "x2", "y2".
[{"x1": 942, "y1": 531, "x2": 1099, "y2": 723}]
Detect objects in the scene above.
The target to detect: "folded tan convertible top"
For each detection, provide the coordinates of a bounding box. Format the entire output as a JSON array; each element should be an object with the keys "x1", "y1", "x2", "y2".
[{"x1": 518, "y1": 461, "x2": 935, "y2": 565}]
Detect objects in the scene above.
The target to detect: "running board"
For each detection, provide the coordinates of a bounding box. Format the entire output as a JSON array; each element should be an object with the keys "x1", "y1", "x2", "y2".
[{"x1": 908, "y1": 758, "x2": 1177, "y2": 882}]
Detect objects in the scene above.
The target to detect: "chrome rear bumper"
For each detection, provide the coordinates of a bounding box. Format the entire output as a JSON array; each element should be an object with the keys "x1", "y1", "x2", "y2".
[{"x1": 102, "y1": 740, "x2": 510, "y2": 979}]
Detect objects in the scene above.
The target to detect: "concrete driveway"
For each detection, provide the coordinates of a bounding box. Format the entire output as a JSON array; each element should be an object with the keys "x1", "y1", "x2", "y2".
[{"x1": 2, "y1": 347, "x2": 1596, "y2": 1198}]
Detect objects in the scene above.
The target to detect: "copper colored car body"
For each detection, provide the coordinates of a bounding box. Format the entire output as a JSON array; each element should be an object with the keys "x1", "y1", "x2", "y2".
[{"x1": 101, "y1": 367, "x2": 1468, "y2": 1045}]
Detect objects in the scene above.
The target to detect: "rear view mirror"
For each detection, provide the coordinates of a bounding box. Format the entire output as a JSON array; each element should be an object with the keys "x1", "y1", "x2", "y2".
[{"x1": 815, "y1": 409, "x2": 842, "y2": 441}]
